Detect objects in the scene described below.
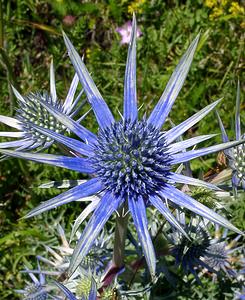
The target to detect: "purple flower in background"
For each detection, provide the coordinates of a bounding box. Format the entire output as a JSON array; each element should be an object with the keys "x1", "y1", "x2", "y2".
[
  {"x1": 63, "y1": 15, "x2": 76, "y2": 27},
  {"x1": 116, "y1": 21, "x2": 142, "y2": 44},
  {"x1": 1, "y1": 15, "x2": 243, "y2": 278}
]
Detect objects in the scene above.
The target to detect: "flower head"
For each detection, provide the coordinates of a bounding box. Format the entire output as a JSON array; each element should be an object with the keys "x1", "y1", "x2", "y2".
[
  {"x1": 54, "y1": 276, "x2": 97, "y2": 300},
  {"x1": 91, "y1": 119, "x2": 172, "y2": 199},
  {"x1": 216, "y1": 81, "x2": 245, "y2": 192},
  {"x1": 1, "y1": 15, "x2": 243, "y2": 278},
  {"x1": 169, "y1": 215, "x2": 210, "y2": 280},
  {"x1": 169, "y1": 212, "x2": 241, "y2": 282},
  {"x1": 15, "y1": 260, "x2": 49, "y2": 300},
  {"x1": 203, "y1": 225, "x2": 242, "y2": 277},
  {"x1": 0, "y1": 60, "x2": 84, "y2": 153},
  {"x1": 55, "y1": 266, "x2": 122, "y2": 300}
]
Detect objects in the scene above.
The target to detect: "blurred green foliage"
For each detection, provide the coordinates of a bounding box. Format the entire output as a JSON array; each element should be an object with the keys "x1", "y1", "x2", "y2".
[{"x1": 0, "y1": 0, "x2": 244, "y2": 298}]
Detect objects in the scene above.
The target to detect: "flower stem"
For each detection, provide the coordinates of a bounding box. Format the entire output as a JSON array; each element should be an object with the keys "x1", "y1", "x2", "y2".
[
  {"x1": 0, "y1": 0, "x2": 3, "y2": 48},
  {"x1": 112, "y1": 203, "x2": 129, "y2": 268}
]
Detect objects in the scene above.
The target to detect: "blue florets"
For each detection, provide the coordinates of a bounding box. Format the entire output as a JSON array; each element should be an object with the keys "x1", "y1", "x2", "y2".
[
  {"x1": 204, "y1": 242, "x2": 228, "y2": 270},
  {"x1": 171, "y1": 225, "x2": 210, "y2": 272},
  {"x1": 23, "y1": 283, "x2": 48, "y2": 300},
  {"x1": 91, "y1": 120, "x2": 172, "y2": 199}
]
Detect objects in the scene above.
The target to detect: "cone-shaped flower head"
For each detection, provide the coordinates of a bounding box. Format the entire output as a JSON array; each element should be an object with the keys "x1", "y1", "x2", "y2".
[
  {"x1": 15, "y1": 260, "x2": 48, "y2": 300},
  {"x1": 55, "y1": 276, "x2": 97, "y2": 300},
  {"x1": 21, "y1": 284, "x2": 48, "y2": 300},
  {"x1": 57, "y1": 265, "x2": 122, "y2": 300},
  {"x1": 170, "y1": 216, "x2": 210, "y2": 279},
  {"x1": 0, "y1": 60, "x2": 84, "y2": 152},
  {"x1": 1, "y1": 15, "x2": 244, "y2": 277},
  {"x1": 91, "y1": 119, "x2": 172, "y2": 199},
  {"x1": 169, "y1": 212, "x2": 241, "y2": 282},
  {"x1": 204, "y1": 242, "x2": 229, "y2": 271},
  {"x1": 232, "y1": 141, "x2": 245, "y2": 185},
  {"x1": 55, "y1": 268, "x2": 98, "y2": 300},
  {"x1": 216, "y1": 81, "x2": 245, "y2": 192},
  {"x1": 202, "y1": 225, "x2": 242, "y2": 277}
]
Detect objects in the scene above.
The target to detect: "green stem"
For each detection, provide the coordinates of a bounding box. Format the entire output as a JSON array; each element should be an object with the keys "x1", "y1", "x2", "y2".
[
  {"x1": 0, "y1": 0, "x2": 3, "y2": 48},
  {"x1": 0, "y1": 2, "x2": 19, "y2": 114},
  {"x1": 18, "y1": 159, "x2": 30, "y2": 181},
  {"x1": 0, "y1": 48, "x2": 19, "y2": 115},
  {"x1": 112, "y1": 203, "x2": 129, "y2": 268},
  {"x1": 0, "y1": 48, "x2": 18, "y2": 87}
]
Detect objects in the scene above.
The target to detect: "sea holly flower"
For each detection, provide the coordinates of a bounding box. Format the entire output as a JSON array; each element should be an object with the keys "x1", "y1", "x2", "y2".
[
  {"x1": 15, "y1": 260, "x2": 57, "y2": 300},
  {"x1": 56, "y1": 267, "x2": 119, "y2": 299},
  {"x1": 216, "y1": 81, "x2": 245, "y2": 192},
  {"x1": 169, "y1": 212, "x2": 242, "y2": 283},
  {"x1": 57, "y1": 266, "x2": 123, "y2": 300},
  {"x1": 186, "y1": 186, "x2": 229, "y2": 209},
  {"x1": 203, "y1": 225, "x2": 242, "y2": 277},
  {"x1": 169, "y1": 213, "x2": 211, "y2": 283},
  {"x1": 54, "y1": 278, "x2": 97, "y2": 300},
  {"x1": 116, "y1": 20, "x2": 142, "y2": 44},
  {"x1": 63, "y1": 268, "x2": 97, "y2": 300},
  {"x1": 1, "y1": 15, "x2": 244, "y2": 278},
  {"x1": 23, "y1": 230, "x2": 112, "y2": 299},
  {"x1": 0, "y1": 60, "x2": 84, "y2": 153}
]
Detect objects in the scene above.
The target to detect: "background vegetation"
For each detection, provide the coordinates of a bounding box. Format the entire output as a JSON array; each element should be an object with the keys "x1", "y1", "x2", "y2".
[{"x1": 0, "y1": 0, "x2": 244, "y2": 299}]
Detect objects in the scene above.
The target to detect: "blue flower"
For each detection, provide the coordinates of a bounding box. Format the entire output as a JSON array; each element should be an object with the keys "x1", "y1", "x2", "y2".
[
  {"x1": 15, "y1": 260, "x2": 50, "y2": 300},
  {"x1": 216, "y1": 81, "x2": 245, "y2": 192},
  {"x1": 1, "y1": 16, "x2": 243, "y2": 277},
  {"x1": 0, "y1": 60, "x2": 84, "y2": 152},
  {"x1": 203, "y1": 226, "x2": 242, "y2": 278},
  {"x1": 169, "y1": 212, "x2": 242, "y2": 283},
  {"x1": 169, "y1": 216, "x2": 210, "y2": 281}
]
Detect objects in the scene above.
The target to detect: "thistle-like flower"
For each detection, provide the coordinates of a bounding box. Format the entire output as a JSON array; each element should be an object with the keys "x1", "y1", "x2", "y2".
[
  {"x1": 1, "y1": 16, "x2": 243, "y2": 277},
  {"x1": 54, "y1": 275, "x2": 97, "y2": 300},
  {"x1": 56, "y1": 266, "x2": 122, "y2": 300},
  {"x1": 169, "y1": 214, "x2": 210, "y2": 282},
  {"x1": 61, "y1": 268, "x2": 98, "y2": 300},
  {"x1": 169, "y1": 212, "x2": 241, "y2": 282},
  {"x1": 216, "y1": 81, "x2": 244, "y2": 192},
  {"x1": 15, "y1": 260, "x2": 52, "y2": 300},
  {"x1": 0, "y1": 60, "x2": 84, "y2": 152},
  {"x1": 203, "y1": 226, "x2": 242, "y2": 277}
]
